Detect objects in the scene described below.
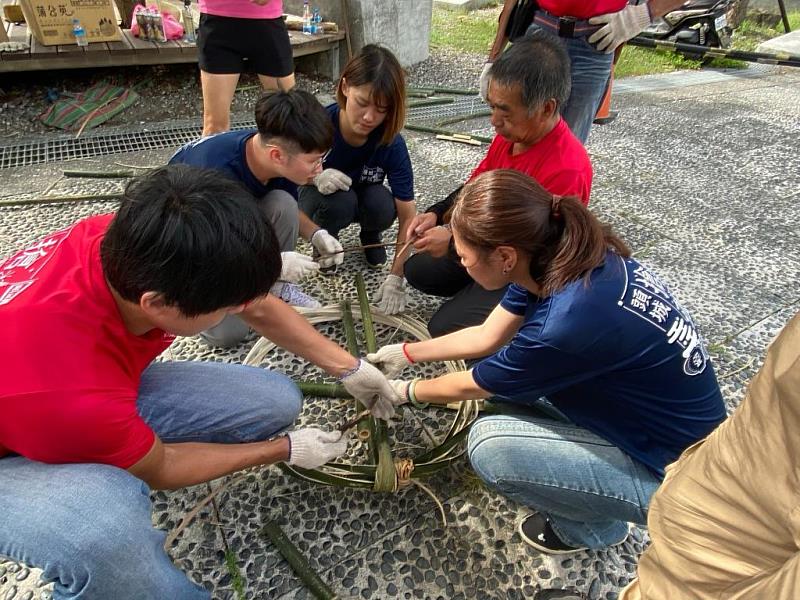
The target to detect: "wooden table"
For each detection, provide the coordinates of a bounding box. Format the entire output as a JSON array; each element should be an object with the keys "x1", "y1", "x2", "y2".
[{"x1": 0, "y1": 25, "x2": 345, "y2": 76}]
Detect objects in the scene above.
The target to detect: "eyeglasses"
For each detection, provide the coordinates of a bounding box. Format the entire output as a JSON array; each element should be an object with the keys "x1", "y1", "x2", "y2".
[{"x1": 263, "y1": 144, "x2": 331, "y2": 169}]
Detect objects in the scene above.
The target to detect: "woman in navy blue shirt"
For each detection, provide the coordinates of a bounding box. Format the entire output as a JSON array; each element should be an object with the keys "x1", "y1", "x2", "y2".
[
  {"x1": 368, "y1": 169, "x2": 726, "y2": 554},
  {"x1": 298, "y1": 45, "x2": 416, "y2": 314}
]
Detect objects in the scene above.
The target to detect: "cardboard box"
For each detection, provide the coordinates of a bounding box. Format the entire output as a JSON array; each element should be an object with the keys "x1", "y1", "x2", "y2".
[{"x1": 20, "y1": 0, "x2": 121, "y2": 46}]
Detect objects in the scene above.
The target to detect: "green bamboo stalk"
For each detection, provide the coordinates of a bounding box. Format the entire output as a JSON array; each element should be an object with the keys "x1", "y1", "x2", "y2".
[
  {"x1": 407, "y1": 97, "x2": 455, "y2": 108},
  {"x1": 436, "y1": 110, "x2": 492, "y2": 127},
  {"x1": 340, "y1": 301, "x2": 374, "y2": 449},
  {"x1": 261, "y1": 520, "x2": 338, "y2": 600},
  {"x1": 62, "y1": 170, "x2": 135, "y2": 178},
  {"x1": 340, "y1": 301, "x2": 359, "y2": 357},
  {"x1": 354, "y1": 274, "x2": 395, "y2": 492},
  {"x1": 406, "y1": 91, "x2": 433, "y2": 98},
  {"x1": 297, "y1": 381, "x2": 351, "y2": 399},
  {"x1": 403, "y1": 123, "x2": 493, "y2": 143},
  {"x1": 427, "y1": 86, "x2": 479, "y2": 96}
]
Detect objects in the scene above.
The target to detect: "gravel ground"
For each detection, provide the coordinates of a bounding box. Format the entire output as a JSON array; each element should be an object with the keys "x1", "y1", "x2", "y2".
[{"x1": 0, "y1": 47, "x2": 484, "y2": 140}]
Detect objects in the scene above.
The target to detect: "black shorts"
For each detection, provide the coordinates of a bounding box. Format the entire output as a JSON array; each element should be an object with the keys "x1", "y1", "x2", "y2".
[{"x1": 197, "y1": 14, "x2": 294, "y2": 77}]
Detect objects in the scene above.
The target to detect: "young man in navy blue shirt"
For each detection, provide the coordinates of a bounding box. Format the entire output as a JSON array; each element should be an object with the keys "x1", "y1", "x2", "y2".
[{"x1": 171, "y1": 90, "x2": 344, "y2": 346}]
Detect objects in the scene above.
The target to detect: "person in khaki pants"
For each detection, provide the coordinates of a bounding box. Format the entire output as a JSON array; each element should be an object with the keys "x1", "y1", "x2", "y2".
[{"x1": 620, "y1": 310, "x2": 800, "y2": 599}]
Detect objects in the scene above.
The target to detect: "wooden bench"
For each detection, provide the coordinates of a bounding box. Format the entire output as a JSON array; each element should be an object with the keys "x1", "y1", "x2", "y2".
[{"x1": 0, "y1": 23, "x2": 345, "y2": 76}]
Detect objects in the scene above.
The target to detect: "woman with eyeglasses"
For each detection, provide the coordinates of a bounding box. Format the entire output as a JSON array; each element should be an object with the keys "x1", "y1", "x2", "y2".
[
  {"x1": 367, "y1": 169, "x2": 726, "y2": 555},
  {"x1": 298, "y1": 44, "x2": 416, "y2": 314}
]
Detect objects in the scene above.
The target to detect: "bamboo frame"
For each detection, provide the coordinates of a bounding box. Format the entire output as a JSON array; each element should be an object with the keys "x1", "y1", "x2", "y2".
[{"x1": 243, "y1": 299, "x2": 480, "y2": 492}]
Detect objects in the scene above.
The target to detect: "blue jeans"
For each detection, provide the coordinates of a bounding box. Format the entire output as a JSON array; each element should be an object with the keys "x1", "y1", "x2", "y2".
[
  {"x1": 0, "y1": 361, "x2": 302, "y2": 600},
  {"x1": 298, "y1": 183, "x2": 396, "y2": 241},
  {"x1": 526, "y1": 24, "x2": 614, "y2": 144},
  {"x1": 468, "y1": 402, "x2": 661, "y2": 550}
]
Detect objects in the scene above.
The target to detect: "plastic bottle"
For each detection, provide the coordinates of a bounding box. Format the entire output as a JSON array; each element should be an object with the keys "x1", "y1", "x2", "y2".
[
  {"x1": 302, "y1": 0, "x2": 312, "y2": 34},
  {"x1": 182, "y1": 0, "x2": 196, "y2": 43},
  {"x1": 72, "y1": 18, "x2": 88, "y2": 47},
  {"x1": 312, "y1": 7, "x2": 321, "y2": 34}
]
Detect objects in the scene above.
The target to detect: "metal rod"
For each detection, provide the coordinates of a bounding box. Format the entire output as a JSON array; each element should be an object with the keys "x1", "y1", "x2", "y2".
[{"x1": 627, "y1": 35, "x2": 800, "y2": 68}]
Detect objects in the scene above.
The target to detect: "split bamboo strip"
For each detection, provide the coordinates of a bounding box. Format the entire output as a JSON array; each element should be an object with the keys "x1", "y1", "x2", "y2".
[
  {"x1": 0, "y1": 193, "x2": 124, "y2": 208},
  {"x1": 403, "y1": 123, "x2": 493, "y2": 143},
  {"x1": 261, "y1": 520, "x2": 338, "y2": 600}
]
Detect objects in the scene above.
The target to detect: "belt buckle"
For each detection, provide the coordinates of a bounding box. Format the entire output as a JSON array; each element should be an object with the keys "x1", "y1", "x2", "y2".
[{"x1": 558, "y1": 16, "x2": 576, "y2": 38}]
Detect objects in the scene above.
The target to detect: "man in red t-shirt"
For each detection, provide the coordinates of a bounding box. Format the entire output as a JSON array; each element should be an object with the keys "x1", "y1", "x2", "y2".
[
  {"x1": 0, "y1": 165, "x2": 400, "y2": 599},
  {"x1": 479, "y1": 0, "x2": 687, "y2": 143},
  {"x1": 403, "y1": 33, "x2": 592, "y2": 337}
]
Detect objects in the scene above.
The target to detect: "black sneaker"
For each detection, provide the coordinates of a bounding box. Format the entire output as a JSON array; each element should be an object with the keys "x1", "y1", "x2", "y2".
[
  {"x1": 360, "y1": 231, "x2": 386, "y2": 268},
  {"x1": 364, "y1": 245, "x2": 387, "y2": 268},
  {"x1": 518, "y1": 513, "x2": 588, "y2": 555},
  {"x1": 534, "y1": 590, "x2": 588, "y2": 600}
]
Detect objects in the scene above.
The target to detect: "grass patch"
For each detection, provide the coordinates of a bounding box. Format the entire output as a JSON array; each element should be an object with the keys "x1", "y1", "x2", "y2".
[
  {"x1": 430, "y1": 5, "x2": 800, "y2": 77},
  {"x1": 430, "y1": 5, "x2": 500, "y2": 55}
]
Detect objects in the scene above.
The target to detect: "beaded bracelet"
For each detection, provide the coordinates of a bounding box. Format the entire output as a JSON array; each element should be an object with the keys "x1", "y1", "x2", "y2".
[{"x1": 338, "y1": 358, "x2": 361, "y2": 381}]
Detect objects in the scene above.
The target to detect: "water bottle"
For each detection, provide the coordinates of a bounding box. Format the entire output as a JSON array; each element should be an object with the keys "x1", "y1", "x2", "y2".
[
  {"x1": 302, "y1": 0, "x2": 312, "y2": 34},
  {"x1": 182, "y1": 0, "x2": 196, "y2": 43},
  {"x1": 312, "y1": 7, "x2": 321, "y2": 33},
  {"x1": 72, "y1": 18, "x2": 88, "y2": 47}
]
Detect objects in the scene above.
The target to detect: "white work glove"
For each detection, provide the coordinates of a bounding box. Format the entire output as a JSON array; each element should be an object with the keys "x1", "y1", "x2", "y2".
[
  {"x1": 280, "y1": 251, "x2": 320, "y2": 283},
  {"x1": 387, "y1": 380, "x2": 411, "y2": 407},
  {"x1": 366, "y1": 343, "x2": 413, "y2": 378},
  {"x1": 588, "y1": 3, "x2": 652, "y2": 53},
  {"x1": 310, "y1": 228, "x2": 344, "y2": 268},
  {"x1": 287, "y1": 428, "x2": 349, "y2": 469},
  {"x1": 374, "y1": 274, "x2": 407, "y2": 315},
  {"x1": 313, "y1": 168, "x2": 352, "y2": 195},
  {"x1": 478, "y1": 62, "x2": 493, "y2": 103},
  {"x1": 340, "y1": 359, "x2": 402, "y2": 420}
]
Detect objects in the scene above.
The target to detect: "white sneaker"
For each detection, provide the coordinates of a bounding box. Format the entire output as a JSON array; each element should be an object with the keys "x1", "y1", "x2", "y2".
[{"x1": 271, "y1": 282, "x2": 322, "y2": 309}]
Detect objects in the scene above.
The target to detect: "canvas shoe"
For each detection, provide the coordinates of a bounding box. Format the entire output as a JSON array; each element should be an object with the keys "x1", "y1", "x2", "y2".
[
  {"x1": 271, "y1": 282, "x2": 322, "y2": 309},
  {"x1": 518, "y1": 513, "x2": 588, "y2": 555}
]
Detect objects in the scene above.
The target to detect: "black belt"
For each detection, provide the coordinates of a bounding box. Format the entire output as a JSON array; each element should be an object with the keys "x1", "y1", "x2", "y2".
[{"x1": 533, "y1": 10, "x2": 601, "y2": 38}]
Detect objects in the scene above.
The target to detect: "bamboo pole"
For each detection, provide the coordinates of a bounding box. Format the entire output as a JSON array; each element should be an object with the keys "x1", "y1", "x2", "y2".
[
  {"x1": 355, "y1": 274, "x2": 395, "y2": 492},
  {"x1": 62, "y1": 170, "x2": 134, "y2": 178},
  {"x1": 261, "y1": 520, "x2": 338, "y2": 600},
  {"x1": 340, "y1": 301, "x2": 373, "y2": 445},
  {"x1": 407, "y1": 97, "x2": 455, "y2": 108},
  {"x1": 436, "y1": 110, "x2": 492, "y2": 127}
]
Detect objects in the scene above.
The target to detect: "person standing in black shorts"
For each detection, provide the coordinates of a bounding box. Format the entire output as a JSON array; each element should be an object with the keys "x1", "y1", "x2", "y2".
[{"x1": 197, "y1": 0, "x2": 295, "y2": 136}]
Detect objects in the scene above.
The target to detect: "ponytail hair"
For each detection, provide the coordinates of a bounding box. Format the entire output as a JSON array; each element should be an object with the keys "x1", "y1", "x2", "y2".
[{"x1": 450, "y1": 170, "x2": 630, "y2": 296}]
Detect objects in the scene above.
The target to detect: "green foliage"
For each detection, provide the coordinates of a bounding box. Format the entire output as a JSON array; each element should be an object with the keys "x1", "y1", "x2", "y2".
[
  {"x1": 225, "y1": 549, "x2": 246, "y2": 600},
  {"x1": 430, "y1": 5, "x2": 501, "y2": 55}
]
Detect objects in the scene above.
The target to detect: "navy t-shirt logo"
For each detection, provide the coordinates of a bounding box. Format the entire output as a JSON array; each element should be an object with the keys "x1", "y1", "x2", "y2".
[{"x1": 619, "y1": 260, "x2": 708, "y2": 376}]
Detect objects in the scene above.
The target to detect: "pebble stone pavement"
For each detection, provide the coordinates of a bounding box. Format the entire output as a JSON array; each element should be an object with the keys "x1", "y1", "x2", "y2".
[{"x1": 1, "y1": 64, "x2": 799, "y2": 600}]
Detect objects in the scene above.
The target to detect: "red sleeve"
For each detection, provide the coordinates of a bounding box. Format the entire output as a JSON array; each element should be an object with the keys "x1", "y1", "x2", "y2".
[
  {"x1": 540, "y1": 169, "x2": 592, "y2": 206},
  {"x1": 3, "y1": 390, "x2": 156, "y2": 468}
]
